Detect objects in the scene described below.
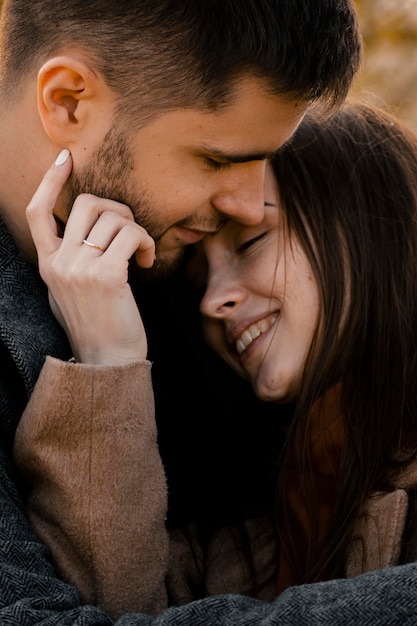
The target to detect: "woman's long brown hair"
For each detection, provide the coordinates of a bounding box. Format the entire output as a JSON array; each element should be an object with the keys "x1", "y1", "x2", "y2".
[{"x1": 270, "y1": 102, "x2": 417, "y2": 583}]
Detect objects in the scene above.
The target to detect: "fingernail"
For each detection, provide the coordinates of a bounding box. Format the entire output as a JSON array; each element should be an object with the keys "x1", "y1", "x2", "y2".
[{"x1": 55, "y1": 148, "x2": 70, "y2": 166}]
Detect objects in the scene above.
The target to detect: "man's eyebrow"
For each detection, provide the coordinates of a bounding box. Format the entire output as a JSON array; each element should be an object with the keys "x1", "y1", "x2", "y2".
[{"x1": 203, "y1": 147, "x2": 272, "y2": 163}]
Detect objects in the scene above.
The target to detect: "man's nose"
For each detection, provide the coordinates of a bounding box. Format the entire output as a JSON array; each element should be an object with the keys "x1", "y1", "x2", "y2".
[{"x1": 212, "y1": 160, "x2": 266, "y2": 225}]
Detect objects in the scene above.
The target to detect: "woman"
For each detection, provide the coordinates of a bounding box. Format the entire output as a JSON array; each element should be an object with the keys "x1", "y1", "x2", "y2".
[
  {"x1": 13, "y1": 102, "x2": 417, "y2": 616},
  {"x1": 198, "y1": 101, "x2": 417, "y2": 589}
]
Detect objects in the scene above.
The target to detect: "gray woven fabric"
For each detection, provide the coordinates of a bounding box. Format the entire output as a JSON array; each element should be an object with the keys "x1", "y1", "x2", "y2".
[{"x1": 0, "y1": 217, "x2": 70, "y2": 450}]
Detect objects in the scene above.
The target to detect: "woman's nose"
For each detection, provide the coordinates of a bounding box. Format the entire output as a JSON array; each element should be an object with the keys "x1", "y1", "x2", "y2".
[{"x1": 199, "y1": 276, "x2": 244, "y2": 319}]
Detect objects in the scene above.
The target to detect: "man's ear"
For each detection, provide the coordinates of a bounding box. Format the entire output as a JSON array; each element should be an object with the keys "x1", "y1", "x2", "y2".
[{"x1": 37, "y1": 56, "x2": 113, "y2": 145}]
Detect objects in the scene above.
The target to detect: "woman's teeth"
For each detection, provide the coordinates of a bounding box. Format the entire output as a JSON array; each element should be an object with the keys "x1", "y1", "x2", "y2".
[{"x1": 236, "y1": 315, "x2": 277, "y2": 355}]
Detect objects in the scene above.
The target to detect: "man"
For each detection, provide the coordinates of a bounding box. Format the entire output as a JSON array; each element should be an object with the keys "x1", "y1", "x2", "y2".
[{"x1": 0, "y1": 0, "x2": 386, "y2": 624}]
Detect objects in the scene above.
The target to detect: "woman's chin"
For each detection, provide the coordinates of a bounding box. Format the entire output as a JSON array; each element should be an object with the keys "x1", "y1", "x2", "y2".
[{"x1": 251, "y1": 377, "x2": 296, "y2": 405}]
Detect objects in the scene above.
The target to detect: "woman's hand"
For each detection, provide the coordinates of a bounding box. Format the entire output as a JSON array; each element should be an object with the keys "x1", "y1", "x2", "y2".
[{"x1": 26, "y1": 149, "x2": 155, "y2": 365}]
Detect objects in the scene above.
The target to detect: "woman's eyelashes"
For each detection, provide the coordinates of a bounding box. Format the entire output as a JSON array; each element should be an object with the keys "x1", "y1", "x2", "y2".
[{"x1": 236, "y1": 231, "x2": 268, "y2": 254}]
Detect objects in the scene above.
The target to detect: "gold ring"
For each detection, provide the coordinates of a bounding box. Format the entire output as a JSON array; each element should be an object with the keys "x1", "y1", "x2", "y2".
[{"x1": 82, "y1": 239, "x2": 106, "y2": 252}]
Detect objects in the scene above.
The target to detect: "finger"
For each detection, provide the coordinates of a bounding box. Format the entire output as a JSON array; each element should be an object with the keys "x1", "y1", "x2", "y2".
[
  {"x1": 133, "y1": 231, "x2": 156, "y2": 269},
  {"x1": 63, "y1": 194, "x2": 136, "y2": 249},
  {"x1": 26, "y1": 149, "x2": 73, "y2": 257},
  {"x1": 102, "y1": 223, "x2": 155, "y2": 269}
]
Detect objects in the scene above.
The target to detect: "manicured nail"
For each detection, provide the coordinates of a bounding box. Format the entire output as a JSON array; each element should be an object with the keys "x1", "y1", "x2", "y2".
[{"x1": 55, "y1": 149, "x2": 70, "y2": 166}]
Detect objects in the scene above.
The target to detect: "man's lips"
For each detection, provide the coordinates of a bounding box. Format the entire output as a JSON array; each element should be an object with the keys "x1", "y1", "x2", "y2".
[{"x1": 174, "y1": 226, "x2": 214, "y2": 244}]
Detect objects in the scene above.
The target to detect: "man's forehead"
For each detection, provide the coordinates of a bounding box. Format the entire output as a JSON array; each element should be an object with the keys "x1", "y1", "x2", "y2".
[{"x1": 152, "y1": 98, "x2": 305, "y2": 149}]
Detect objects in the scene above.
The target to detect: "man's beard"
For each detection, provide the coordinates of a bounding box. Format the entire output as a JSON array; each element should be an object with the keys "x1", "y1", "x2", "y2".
[{"x1": 64, "y1": 125, "x2": 184, "y2": 280}]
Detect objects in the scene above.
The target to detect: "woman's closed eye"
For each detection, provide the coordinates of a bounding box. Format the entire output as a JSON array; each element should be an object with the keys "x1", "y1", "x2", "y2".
[{"x1": 237, "y1": 232, "x2": 268, "y2": 254}]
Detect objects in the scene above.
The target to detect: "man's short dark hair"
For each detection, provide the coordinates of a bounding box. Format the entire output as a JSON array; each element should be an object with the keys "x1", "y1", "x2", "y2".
[{"x1": 0, "y1": 0, "x2": 362, "y2": 119}]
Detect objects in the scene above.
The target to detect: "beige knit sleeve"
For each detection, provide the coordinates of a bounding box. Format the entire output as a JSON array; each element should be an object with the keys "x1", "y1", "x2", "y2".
[{"x1": 13, "y1": 356, "x2": 169, "y2": 619}]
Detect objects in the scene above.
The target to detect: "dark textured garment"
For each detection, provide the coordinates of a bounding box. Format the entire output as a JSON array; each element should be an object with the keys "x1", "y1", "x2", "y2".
[
  {"x1": 1, "y1": 217, "x2": 417, "y2": 624},
  {"x1": 0, "y1": 218, "x2": 70, "y2": 450},
  {"x1": 1, "y1": 460, "x2": 417, "y2": 626}
]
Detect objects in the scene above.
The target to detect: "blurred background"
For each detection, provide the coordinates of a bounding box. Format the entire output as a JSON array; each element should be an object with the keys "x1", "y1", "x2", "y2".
[{"x1": 353, "y1": 0, "x2": 417, "y2": 131}]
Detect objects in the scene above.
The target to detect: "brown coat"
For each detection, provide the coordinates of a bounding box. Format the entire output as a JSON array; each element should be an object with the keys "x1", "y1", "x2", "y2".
[{"x1": 13, "y1": 357, "x2": 417, "y2": 619}]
